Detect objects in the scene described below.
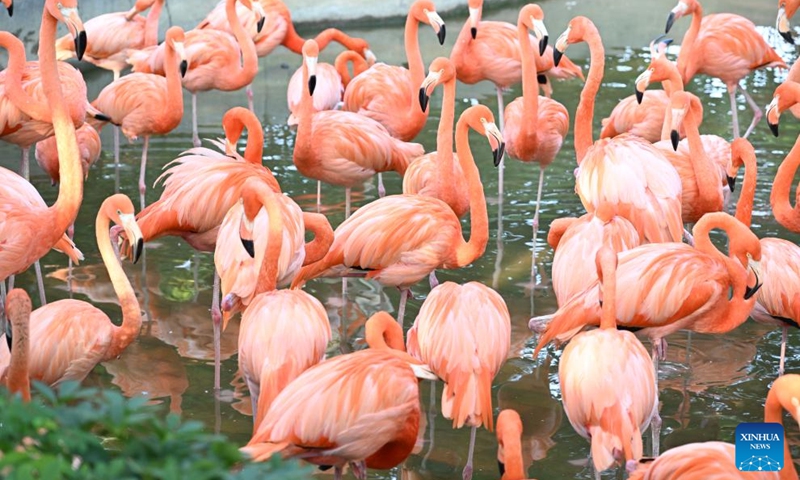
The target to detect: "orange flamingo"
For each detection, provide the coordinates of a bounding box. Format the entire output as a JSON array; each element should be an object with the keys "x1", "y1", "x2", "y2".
[
  {"x1": 0, "y1": 2, "x2": 86, "y2": 302},
  {"x1": 128, "y1": 0, "x2": 263, "y2": 148},
  {"x1": 242, "y1": 348, "x2": 433, "y2": 478},
  {"x1": 664, "y1": 0, "x2": 787, "y2": 139},
  {"x1": 558, "y1": 247, "x2": 659, "y2": 472},
  {"x1": 767, "y1": 81, "x2": 800, "y2": 231},
  {"x1": 626, "y1": 374, "x2": 800, "y2": 480},
  {"x1": 502, "y1": 4, "x2": 568, "y2": 275},
  {"x1": 532, "y1": 212, "x2": 762, "y2": 387},
  {"x1": 777, "y1": 0, "x2": 800, "y2": 43},
  {"x1": 55, "y1": 0, "x2": 164, "y2": 81},
  {"x1": 35, "y1": 124, "x2": 101, "y2": 186},
  {"x1": 0, "y1": 194, "x2": 143, "y2": 387},
  {"x1": 406, "y1": 281, "x2": 510, "y2": 480},
  {"x1": 2, "y1": 289, "x2": 31, "y2": 402},
  {"x1": 292, "y1": 104, "x2": 502, "y2": 326},
  {"x1": 553, "y1": 16, "x2": 683, "y2": 244},
  {"x1": 293, "y1": 40, "x2": 424, "y2": 218},
  {"x1": 496, "y1": 410, "x2": 529, "y2": 480},
  {"x1": 232, "y1": 179, "x2": 331, "y2": 428},
  {"x1": 92, "y1": 26, "x2": 187, "y2": 208}
]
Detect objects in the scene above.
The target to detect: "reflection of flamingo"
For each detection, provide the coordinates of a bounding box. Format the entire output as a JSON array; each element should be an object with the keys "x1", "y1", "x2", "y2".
[
  {"x1": 664, "y1": 0, "x2": 787, "y2": 138},
  {"x1": 559, "y1": 247, "x2": 659, "y2": 471},
  {"x1": 406, "y1": 282, "x2": 510, "y2": 480},
  {"x1": 35, "y1": 124, "x2": 101, "y2": 186},
  {"x1": 233, "y1": 180, "x2": 331, "y2": 428},
  {"x1": 766, "y1": 82, "x2": 800, "y2": 231},
  {"x1": 91, "y1": 26, "x2": 187, "y2": 208},
  {"x1": 0, "y1": 195, "x2": 144, "y2": 386},
  {"x1": 292, "y1": 105, "x2": 502, "y2": 327},
  {"x1": 553, "y1": 16, "x2": 683, "y2": 244},
  {"x1": 294, "y1": 40, "x2": 424, "y2": 218},
  {"x1": 3, "y1": 289, "x2": 31, "y2": 402},
  {"x1": 627, "y1": 374, "x2": 800, "y2": 479}
]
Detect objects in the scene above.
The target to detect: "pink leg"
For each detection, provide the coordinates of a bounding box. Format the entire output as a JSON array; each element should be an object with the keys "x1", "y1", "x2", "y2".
[
  {"x1": 67, "y1": 223, "x2": 75, "y2": 297},
  {"x1": 531, "y1": 166, "x2": 545, "y2": 281},
  {"x1": 34, "y1": 260, "x2": 46, "y2": 306},
  {"x1": 429, "y1": 271, "x2": 439, "y2": 289},
  {"x1": 728, "y1": 85, "x2": 740, "y2": 139},
  {"x1": 114, "y1": 125, "x2": 121, "y2": 192},
  {"x1": 496, "y1": 87, "x2": 506, "y2": 202},
  {"x1": 139, "y1": 136, "x2": 150, "y2": 210},
  {"x1": 350, "y1": 461, "x2": 367, "y2": 480},
  {"x1": 316, "y1": 181, "x2": 322, "y2": 213},
  {"x1": 779, "y1": 326, "x2": 788, "y2": 376},
  {"x1": 20, "y1": 147, "x2": 30, "y2": 180},
  {"x1": 192, "y1": 93, "x2": 201, "y2": 148},
  {"x1": 246, "y1": 83, "x2": 254, "y2": 113},
  {"x1": 462, "y1": 425, "x2": 477, "y2": 480},
  {"x1": 377, "y1": 173, "x2": 385, "y2": 197},
  {"x1": 397, "y1": 288, "x2": 410, "y2": 329},
  {"x1": 211, "y1": 269, "x2": 222, "y2": 393},
  {"x1": 741, "y1": 86, "x2": 763, "y2": 139},
  {"x1": 334, "y1": 467, "x2": 343, "y2": 480},
  {"x1": 345, "y1": 187, "x2": 352, "y2": 219},
  {"x1": 651, "y1": 409, "x2": 662, "y2": 457}
]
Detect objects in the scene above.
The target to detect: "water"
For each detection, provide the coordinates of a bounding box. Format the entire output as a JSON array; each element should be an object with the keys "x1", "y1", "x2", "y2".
[{"x1": 4, "y1": 0, "x2": 800, "y2": 478}]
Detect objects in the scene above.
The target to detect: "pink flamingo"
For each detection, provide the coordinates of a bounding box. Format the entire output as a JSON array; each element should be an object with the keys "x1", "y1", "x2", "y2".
[
  {"x1": 35, "y1": 124, "x2": 100, "y2": 186},
  {"x1": 767, "y1": 80, "x2": 800, "y2": 230},
  {"x1": 777, "y1": 0, "x2": 800, "y2": 42},
  {"x1": 664, "y1": 0, "x2": 787, "y2": 138},
  {"x1": 91, "y1": 26, "x2": 187, "y2": 209}
]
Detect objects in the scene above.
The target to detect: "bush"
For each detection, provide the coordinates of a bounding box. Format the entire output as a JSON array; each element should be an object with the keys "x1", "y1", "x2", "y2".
[{"x1": 0, "y1": 382, "x2": 314, "y2": 479}]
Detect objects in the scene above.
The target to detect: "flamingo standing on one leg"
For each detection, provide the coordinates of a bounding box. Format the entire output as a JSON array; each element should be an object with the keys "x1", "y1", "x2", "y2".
[
  {"x1": 292, "y1": 105, "x2": 503, "y2": 327},
  {"x1": 664, "y1": 0, "x2": 787, "y2": 139},
  {"x1": 3, "y1": 289, "x2": 31, "y2": 402},
  {"x1": 558, "y1": 247, "x2": 659, "y2": 472},
  {"x1": 293, "y1": 40, "x2": 424, "y2": 218},
  {"x1": 91, "y1": 27, "x2": 187, "y2": 209}
]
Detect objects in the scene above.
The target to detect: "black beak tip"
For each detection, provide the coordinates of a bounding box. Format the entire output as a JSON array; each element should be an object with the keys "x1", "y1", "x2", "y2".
[
  {"x1": 94, "y1": 112, "x2": 112, "y2": 122},
  {"x1": 769, "y1": 121, "x2": 779, "y2": 137},
  {"x1": 744, "y1": 283, "x2": 762, "y2": 300},
  {"x1": 308, "y1": 75, "x2": 317, "y2": 96},
  {"x1": 257, "y1": 17, "x2": 266, "y2": 33},
  {"x1": 241, "y1": 238, "x2": 255, "y2": 258},
  {"x1": 470, "y1": 27, "x2": 477, "y2": 40},
  {"x1": 133, "y1": 238, "x2": 144, "y2": 264},
  {"x1": 537, "y1": 74, "x2": 547, "y2": 85},
  {"x1": 497, "y1": 460, "x2": 505, "y2": 476},
  {"x1": 493, "y1": 143, "x2": 506, "y2": 167},
  {"x1": 180, "y1": 60, "x2": 188, "y2": 78},
  {"x1": 75, "y1": 30, "x2": 87, "y2": 61},
  {"x1": 670, "y1": 130, "x2": 680, "y2": 151},
  {"x1": 418, "y1": 87, "x2": 429, "y2": 112},
  {"x1": 665, "y1": 12, "x2": 675, "y2": 33},
  {"x1": 7, "y1": 2, "x2": 12, "y2": 17},
  {"x1": 437, "y1": 24, "x2": 446, "y2": 45},
  {"x1": 781, "y1": 30, "x2": 795, "y2": 44},
  {"x1": 553, "y1": 48, "x2": 563, "y2": 67},
  {"x1": 635, "y1": 88, "x2": 644, "y2": 105},
  {"x1": 539, "y1": 35, "x2": 548, "y2": 56},
  {"x1": 727, "y1": 175, "x2": 736, "y2": 192}
]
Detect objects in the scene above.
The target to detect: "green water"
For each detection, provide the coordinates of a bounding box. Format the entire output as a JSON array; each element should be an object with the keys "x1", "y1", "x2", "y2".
[{"x1": 4, "y1": 0, "x2": 800, "y2": 478}]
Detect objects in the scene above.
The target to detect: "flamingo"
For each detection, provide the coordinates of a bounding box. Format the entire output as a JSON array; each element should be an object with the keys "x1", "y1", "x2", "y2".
[
  {"x1": 626, "y1": 374, "x2": 800, "y2": 480},
  {"x1": 664, "y1": 0, "x2": 787, "y2": 139},
  {"x1": 293, "y1": 40, "x2": 424, "y2": 218},
  {"x1": 496, "y1": 410, "x2": 528, "y2": 480},
  {"x1": 558, "y1": 247, "x2": 659, "y2": 472},
  {"x1": 92, "y1": 26, "x2": 187, "y2": 209},
  {"x1": 241, "y1": 348, "x2": 434, "y2": 479},
  {"x1": 0, "y1": 2, "x2": 87, "y2": 305},
  {"x1": 406, "y1": 281, "x2": 511, "y2": 480},
  {"x1": 777, "y1": 0, "x2": 800, "y2": 43},
  {"x1": 553, "y1": 16, "x2": 684, "y2": 244},
  {"x1": 232, "y1": 179, "x2": 331, "y2": 428},
  {"x1": 55, "y1": 0, "x2": 164, "y2": 81},
  {"x1": 501, "y1": 4, "x2": 568, "y2": 277},
  {"x1": 291, "y1": 104, "x2": 503, "y2": 327},
  {"x1": 35, "y1": 124, "x2": 101, "y2": 186},
  {"x1": 0, "y1": 194, "x2": 144, "y2": 387},
  {"x1": 532, "y1": 212, "x2": 763, "y2": 389},
  {"x1": 3, "y1": 289, "x2": 31, "y2": 402},
  {"x1": 767, "y1": 80, "x2": 800, "y2": 231},
  {"x1": 128, "y1": 0, "x2": 264, "y2": 148}
]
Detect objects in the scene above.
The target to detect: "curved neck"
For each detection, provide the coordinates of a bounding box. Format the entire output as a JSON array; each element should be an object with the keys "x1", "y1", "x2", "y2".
[
  {"x1": 435, "y1": 76, "x2": 457, "y2": 210},
  {"x1": 684, "y1": 105, "x2": 722, "y2": 212},
  {"x1": 1, "y1": 34, "x2": 51, "y2": 122},
  {"x1": 764, "y1": 386, "x2": 800, "y2": 480},
  {"x1": 144, "y1": 0, "x2": 164, "y2": 46},
  {"x1": 734, "y1": 149, "x2": 757, "y2": 227},
  {"x1": 405, "y1": 11, "x2": 425, "y2": 89},
  {"x1": 41, "y1": 8, "x2": 83, "y2": 240},
  {"x1": 677, "y1": 5, "x2": 703, "y2": 82},
  {"x1": 300, "y1": 212, "x2": 333, "y2": 266},
  {"x1": 499, "y1": 432, "x2": 525, "y2": 480},
  {"x1": 163, "y1": 40, "x2": 184, "y2": 122},
  {"x1": 6, "y1": 311, "x2": 31, "y2": 402},
  {"x1": 518, "y1": 20, "x2": 539, "y2": 141},
  {"x1": 453, "y1": 118, "x2": 489, "y2": 266},
  {"x1": 226, "y1": 0, "x2": 258, "y2": 84},
  {"x1": 281, "y1": 11, "x2": 305, "y2": 54},
  {"x1": 96, "y1": 212, "x2": 142, "y2": 359},
  {"x1": 658, "y1": 65, "x2": 685, "y2": 141},
  {"x1": 254, "y1": 191, "x2": 284, "y2": 295},
  {"x1": 294, "y1": 54, "x2": 314, "y2": 163},
  {"x1": 598, "y1": 255, "x2": 617, "y2": 330},
  {"x1": 242, "y1": 116, "x2": 264, "y2": 164},
  {"x1": 335, "y1": 51, "x2": 368, "y2": 88},
  {"x1": 771, "y1": 133, "x2": 800, "y2": 232},
  {"x1": 692, "y1": 217, "x2": 728, "y2": 262},
  {"x1": 575, "y1": 24, "x2": 605, "y2": 163},
  {"x1": 365, "y1": 312, "x2": 406, "y2": 351}
]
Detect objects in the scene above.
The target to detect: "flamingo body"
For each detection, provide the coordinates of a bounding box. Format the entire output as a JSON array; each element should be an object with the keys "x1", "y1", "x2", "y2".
[
  {"x1": 35, "y1": 124, "x2": 101, "y2": 185},
  {"x1": 503, "y1": 95, "x2": 568, "y2": 167},
  {"x1": 600, "y1": 91, "x2": 670, "y2": 143}
]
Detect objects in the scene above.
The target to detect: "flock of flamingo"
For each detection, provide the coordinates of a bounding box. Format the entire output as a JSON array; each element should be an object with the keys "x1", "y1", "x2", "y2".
[{"x1": 4, "y1": 0, "x2": 800, "y2": 478}]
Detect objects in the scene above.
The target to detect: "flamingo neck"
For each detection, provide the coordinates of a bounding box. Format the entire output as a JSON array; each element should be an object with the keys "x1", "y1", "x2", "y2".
[
  {"x1": 144, "y1": 0, "x2": 164, "y2": 46},
  {"x1": 365, "y1": 312, "x2": 406, "y2": 352},
  {"x1": 254, "y1": 190, "x2": 284, "y2": 295},
  {"x1": 281, "y1": 10, "x2": 305, "y2": 54},
  {"x1": 598, "y1": 255, "x2": 617, "y2": 330},
  {"x1": 435, "y1": 76, "x2": 457, "y2": 211},
  {"x1": 96, "y1": 212, "x2": 142, "y2": 359},
  {"x1": 335, "y1": 51, "x2": 368, "y2": 88},
  {"x1": 405, "y1": 12, "x2": 425, "y2": 92},
  {"x1": 453, "y1": 117, "x2": 489, "y2": 267},
  {"x1": 771, "y1": 133, "x2": 800, "y2": 232},
  {"x1": 41, "y1": 8, "x2": 83, "y2": 243},
  {"x1": 734, "y1": 149, "x2": 757, "y2": 227},
  {"x1": 575, "y1": 25, "x2": 604, "y2": 163},
  {"x1": 242, "y1": 116, "x2": 264, "y2": 164},
  {"x1": 0, "y1": 33, "x2": 51, "y2": 122},
  {"x1": 498, "y1": 434, "x2": 525, "y2": 480},
  {"x1": 300, "y1": 212, "x2": 333, "y2": 266},
  {"x1": 315, "y1": 29, "x2": 353, "y2": 52},
  {"x1": 163, "y1": 39, "x2": 184, "y2": 125},
  {"x1": 518, "y1": 20, "x2": 539, "y2": 142},
  {"x1": 763, "y1": 385, "x2": 799, "y2": 480},
  {"x1": 226, "y1": 0, "x2": 258, "y2": 86},
  {"x1": 677, "y1": 5, "x2": 703, "y2": 84},
  {"x1": 659, "y1": 66, "x2": 685, "y2": 141},
  {"x1": 684, "y1": 105, "x2": 722, "y2": 213},
  {"x1": 6, "y1": 309, "x2": 31, "y2": 402}
]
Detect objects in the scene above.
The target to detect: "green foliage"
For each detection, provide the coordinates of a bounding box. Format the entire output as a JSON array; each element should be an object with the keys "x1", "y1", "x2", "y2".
[{"x1": 0, "y1": 382, "x2": 314, "y2": 479}]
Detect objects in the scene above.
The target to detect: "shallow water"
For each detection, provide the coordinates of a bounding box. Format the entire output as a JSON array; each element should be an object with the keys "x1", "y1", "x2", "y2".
[{"x1": 4, "y1": 0, "x2": 800, "y2": 478}]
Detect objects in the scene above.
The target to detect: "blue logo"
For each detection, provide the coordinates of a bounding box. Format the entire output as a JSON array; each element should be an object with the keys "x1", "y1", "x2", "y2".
[{"x1": 735, "y1": 422, "x2": 785, "y2": 472}]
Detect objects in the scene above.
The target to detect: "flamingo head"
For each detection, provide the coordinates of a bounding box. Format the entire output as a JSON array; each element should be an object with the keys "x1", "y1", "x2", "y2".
[
  {"x1": 125, "y1": 0, "x2": 156, "y2": 21},
  {"x1": 766, "y1": 81, "x2": 800, "y2": 137},
  {"x1": 668, "y1": 91, "x2": 699, "y2": 150},
  {"x1": 418, "y1": 57, "x2": 456, "y2": 112},
  {"x1": 249, "y1": 1, "x2": 266, "y2": 34},
  {"x1": 520, "y1": 4, "x2": 548, "y2": 56},
  {"x1": 412, "y1": 0, "x2": 446, "y2": 45},
  {"x1": 341, "y1": 36, "x2": 376, "y2": 64},
  {"x1": 222, "y1": 107, "x2": 256, "y2": 155},
  {"x1": 553, "y1": 16, "x2": 592, "y2": 67},
  {"x1": 665, "y1": 0, "x2": 693, "y2": 33},
  {"x1": 727, "y1": 138, "x2": 755, "y2": 192},
  {"x1": 1, "y1": 0, "x2": 12, "y2": 17},
  {"x1": 467, "y1": 0, "x2": 482, "y2": 40},
  {"x1": 463, "y1": 105, "x2": 505, "y2": 167},
  {"x1": 237, "y1": 180, "x2": 269, "y2": 259},
  {"x1": 104, "y1": 194, "x2": 144, "y2": 265},
  {"x1": 727, "y1": 233, "x2": 762, "y2": 301},
  {"x1": 302, "y1": 40, "x2": 319, "y2": 96},
  {"x1": 778, "y1": 5, "x2": 795, "y2": 43},
  {"x1": 46, "y1": 0, "x2": 86, "y2": 61},
  {"x1": 165, "y1": 27, "x2": 188, "y2": 78}
]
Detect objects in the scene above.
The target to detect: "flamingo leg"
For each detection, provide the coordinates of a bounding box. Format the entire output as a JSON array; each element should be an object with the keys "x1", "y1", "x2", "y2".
[
  {"x1": 345, "y1": 187, "x2": 352, "y2": 219},
  {"x1": 727, "y1": 85, "x2": 740, "y2": 139},
  {"x1": 192, "y1": 93, "x2": 201, "y2": 148},
  {"x1": 211, "y1": 269, "x2": 222, "y2": 393},
  {"x1": 496, "y1": 87, "x2": 506, "y2": 202},
  {"x1": 683, "y1": 228, "x2": 695, "y2": 246},
  {"x1": 397, "y1": 287, "x2": 410, "y2": 329},
  {"x1": 8, "y1": 274, "x2": 14, "y2": 290},
  {"x1": 246, "y1": 83, "x2": 254, "y2": 113},
  {"x1": 34, "y1": 260, "x2": 46, "y2": 306},
  {"x1": 429, "y1": 271, "x2": 439, "y2": 289},
  {"x1": 114, "y1": 125, "x2": 120, "y2": 192},
  {"x1": 334, "y1": 466, "x2": 343, "y2": 480},
  {"x1": 139, "y1": 136, "x2": 150, "y2": 210},
  {"x1": 192, "y1": 251, "x2": 200, "y2": 302},
  {"x1": 740, "y1": 85, "x2": 763, "y2": 139},
  {"x1": 67, "y1": 223, "x2": 74, "y2": 298},
  {"x1": 422, "y1": 380, "x2": 437, "y2": 468},
  {"x1": 350, "y1": 461, "x2": 367, "y2": 480},
  {"x1": 316, "y1": 181, "x2": 322, "y2": 213},
  {"x1": 493, "y1": 187, "x2": 505, "y2": 291},
  {"x1": 377, "y1": 173, "x2": 385, "y2": 198},
  {"x1": 463, "y1": 425, "x2": 477, "y2": 480},
  {"x1": 652, "y1": 409, "x2": 662, "y2": 457},
  {"x1": 779, "y1": 326, "x2": 788, "y2": 376},
  {"x1": 20, "y1": 147, "x2": 29, "y2": 181},
  {"x1": 531, "y1": 166, "x2": 546, "y2": 282}
]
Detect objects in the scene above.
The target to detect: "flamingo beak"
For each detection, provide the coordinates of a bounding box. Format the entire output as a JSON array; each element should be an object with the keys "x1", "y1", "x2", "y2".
[
  {"x1": 468, "y1": 7, "x2": 480, "y2": 39},
  {"x1": 5, "y1": 1, "x2": 12, "y2": 17},
  {"x1": 766, "y1": 97, "x2": 780, "y2": 137},
  {"x1": 666, "y1": 1, "x2": 688, "y2": 33},
  {"x1": 253, "y1": 3, "x2": 266, "y2": 33},
  {"x1": 425, "y1": 10, "x2": 446, "y2": 45},
  {"x1": 634, "y1": 69, "x2": 653, "y2": 105},
  {"x1": 119, "y1": 213, "x2": 144, "y2": 264},
  {"x1": 727, "y1": 175, "x2": 737, "y2": 192},
  {"x1": 306, "y1": 55, "x2": 318, "y2": 96},
  {"x1": 225, "y1": 138, "x2": 237, "y2": 157},
  {"x1": 60, "y1": 6, "x2": 87, "y2": 61},
  {"x1": 669, "y1": 107, "x2": 686, "y2": 150},
  {"x1": 484, "y1": 121, "x2": 505, "y2": 167},
  {"x1": 532, "y1": 18, "x2": 548, "y2": 56},
  {"x1": 173, "y1": 41, "x2": 188, "y2": 78},
  {"x1": 778, "y1": 7, "x2": 795, "y2": 44},
  {"x1": 364, "y1": 48, "x2": 377, "y2": 65},
  {"x1": 419, "y1": 69, "x2": 442, "y2": 112},
  {"x1": 124, "y1": 6, "x2": 138, "y2": 21},
  {"x1": 239, "y1": 206, "x2": 256, "y2": 258},
  {"x1": 744, "y1": 258, "x2": 762, "y2": 300},
  {"x1": 553, "y1": 26, "x2": 570, "y2": 67}
]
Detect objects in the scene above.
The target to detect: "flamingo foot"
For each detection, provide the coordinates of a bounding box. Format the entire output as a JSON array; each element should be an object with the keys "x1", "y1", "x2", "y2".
[
  {"x1": 350, "y1": 461, "x2": 367, "y2": 480},
  {"x1": 462, "y1": 465, "x2": 473, "y2": 480}
]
